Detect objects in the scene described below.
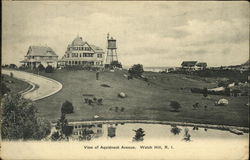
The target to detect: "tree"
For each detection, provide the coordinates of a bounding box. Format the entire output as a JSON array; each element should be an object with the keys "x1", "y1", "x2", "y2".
[
  {"x1": 110, "y1": 61, "x2": 122, "y2": 68},
  {"x1": 45, "y1": 65, "x2": 54, "y2": 73},
  {"x1": 37, "y1": 64, "x2": 45, "y2": 71},
  {"x1": 203, "y1": 87, "x2": 208, "y2": 98},
  {"x1": 128, "y1": 64, "x2": 144, "y2": 77},
  {"x1": 61, "y1": 100, "x2": 74, "y2": 114},
  {"x1": 51, "y1": 101, "x2": 74, "y2": 140},
  {"x1": 170, "y1": 101, "x2": 181, "y2": 112},
  {"x1": 1, "y1": 94, "x2": 51, "y2": 140}
]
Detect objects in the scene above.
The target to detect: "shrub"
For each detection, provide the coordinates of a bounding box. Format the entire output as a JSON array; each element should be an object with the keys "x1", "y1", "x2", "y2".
[
  {"x1": 120, "y1": 107, "x2": 125, "y2": 112},
  {"x1": 9, "y1": 64, "x2": 17, "y2": 68},
  {"x1": 170, "y1": 126, "x2": 182, "y2": 135},
  {"x1": 110, "y1": 61, "x2": 122, "y2": 68},
  {"x1": 203, "y1": 87, "x2": 208, "y2": 97},
  {"x1": 1, "y1": 83, "x2": 10, "y2": 96},
  {"x1": 61, "y1": 100, "x2": 74, "y2": 114},
  {"x1": 128, "y1": 64, "x2": 144, "y2": 77},
  {"x1": 38, "y1": 64, "x2": 45, "y2": 71},
  {"x1": 45, "y1": 65, "x2": 54, "y2": 73},
  {"x1": 170, "y1": 101, "x2": 181, "y2": 112}
]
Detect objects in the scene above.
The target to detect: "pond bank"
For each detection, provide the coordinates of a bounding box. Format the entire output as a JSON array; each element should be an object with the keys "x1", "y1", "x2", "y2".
[{"x1": 54, "y1": 119, "x2": 249, "y2": 133}]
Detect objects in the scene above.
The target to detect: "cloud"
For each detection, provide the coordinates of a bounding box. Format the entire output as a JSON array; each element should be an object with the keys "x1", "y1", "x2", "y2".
[
  {"x1": 2, "y1": 1, "x2": 249, "y2": 67},
  {"x1": 180, "y1": 19, "x2": 249, "y2": 47},
  {"x1": 183, "y1": 49, "x2": 207, "y2": 55}
]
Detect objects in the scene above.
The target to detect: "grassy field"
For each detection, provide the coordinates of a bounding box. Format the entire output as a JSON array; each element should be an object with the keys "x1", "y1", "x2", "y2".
[
  {"x1": 34, "y1": 69, "x2": 248, "y2": 127},
  {"x1": 3, "y1": 74, "x2": 32, "y2": 94}
]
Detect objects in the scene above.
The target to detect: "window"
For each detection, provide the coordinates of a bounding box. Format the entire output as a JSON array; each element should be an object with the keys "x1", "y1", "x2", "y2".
[{"x1": 97, "y1": 54, "x2": 102, "y2": 58}]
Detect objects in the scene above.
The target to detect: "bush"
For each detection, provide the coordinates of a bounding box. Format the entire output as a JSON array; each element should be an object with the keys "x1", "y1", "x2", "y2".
[
  {"x1": 110, "y1": 61, "x2": 122, "y2": 68},
  {"x1": 170, "y1": 126, "x2": 182, "y2": 135},
  {"x1": 1, "y1": 94, "x2": 51, "y2": 140},
  {"x1": 9, "y1": 64, "x2": 17, "y2": 69},
  {"x1": 61, "y1": 100, "x2": 74, "y2": 114},
  {"x1": 170, "y1": 101, "x2": 181, "y2": 112},
  {"x1": 128, "y1": 64, "x2": 144, "y2": 77},
  {"x1": 38, "y1": 64, "x2": 45, "y2": 71},
  {"x1": 45, "y1": 65, "x2": 54, "y2": 73}
]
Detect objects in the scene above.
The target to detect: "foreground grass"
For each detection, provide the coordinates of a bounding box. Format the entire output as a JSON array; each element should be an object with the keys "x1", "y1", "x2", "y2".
[{"x1": 34, "y1": 69, "x2": 248, "y2": 127}]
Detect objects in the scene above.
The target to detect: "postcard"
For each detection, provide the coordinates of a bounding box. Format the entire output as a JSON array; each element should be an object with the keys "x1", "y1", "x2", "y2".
[{"x1": 1, "y1": 1, "x2": 249, "y2": 160}]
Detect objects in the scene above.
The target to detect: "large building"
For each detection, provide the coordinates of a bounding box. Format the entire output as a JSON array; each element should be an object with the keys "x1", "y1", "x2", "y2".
[
  {"x1": 20, "y1": 45, "x2": 58, "y2": 69},
  {"x1": 59, "y1": 36, "x2": 105, "y2": 67}
]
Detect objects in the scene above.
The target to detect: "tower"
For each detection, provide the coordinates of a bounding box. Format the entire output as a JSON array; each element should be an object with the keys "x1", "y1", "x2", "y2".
[{"x1": 105, "y1": 33, "x2": 118, "y2": 65}]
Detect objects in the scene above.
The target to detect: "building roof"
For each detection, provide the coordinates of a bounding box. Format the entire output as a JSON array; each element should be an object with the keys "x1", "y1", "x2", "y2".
[
  {"x1": 26, "y1": 46, "x2": 58, "y2": 57},
  {"x1": 196, "y1": 62, "x2": 207, "y2": 67},
  {"x1": 20, "y1": 59, "x2": 29, "y2": 63},
  {"x1": 90, "y1": 45, "x2": 104, "y2": 53},
  {"x1": 71, "y1": 36, "x2": 86, "y2": 46},
  {"x1": 181, "y1": 61, "x2": 197, "y2": 67}
]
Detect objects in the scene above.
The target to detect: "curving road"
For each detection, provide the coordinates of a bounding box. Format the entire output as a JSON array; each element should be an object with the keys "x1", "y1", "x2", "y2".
[{"x1": 2, "y1": 69, "x2": 62, "y2": 101}]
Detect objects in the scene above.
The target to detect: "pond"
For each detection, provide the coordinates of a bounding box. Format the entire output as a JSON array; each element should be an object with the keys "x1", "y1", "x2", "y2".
[{"x1": 2, "y1": 123, "x2": 248, "y2": 160}]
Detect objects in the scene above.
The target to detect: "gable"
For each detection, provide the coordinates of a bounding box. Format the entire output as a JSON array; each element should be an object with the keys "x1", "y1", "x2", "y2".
[{"x1": 26, "y1": 46, "x2": 58, "y2": 57}]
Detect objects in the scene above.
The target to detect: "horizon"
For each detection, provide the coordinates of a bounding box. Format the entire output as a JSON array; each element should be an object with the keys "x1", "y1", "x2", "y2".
[{"x1": 2, "y1": 1, "x2": 249, "y2": 67}]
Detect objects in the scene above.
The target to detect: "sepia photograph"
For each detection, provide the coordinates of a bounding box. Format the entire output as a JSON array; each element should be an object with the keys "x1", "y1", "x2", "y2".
[{"x1": 1, "y1": 1, "x2": 249, "y2": 160}]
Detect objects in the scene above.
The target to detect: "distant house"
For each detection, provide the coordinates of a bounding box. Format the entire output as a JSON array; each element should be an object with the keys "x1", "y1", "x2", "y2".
[
  {"x1": 196, "y1": 62, "x2": 207, "y2": 70},
  {"x1": 20, "y1": 45, "x2": 58, "y2": 69},
  {"x1": 181, "y1": 61, "x2": 208, "y2": 70},
  {"x1": 181, "y1": 61, "x2": 197, "y2": 70}
]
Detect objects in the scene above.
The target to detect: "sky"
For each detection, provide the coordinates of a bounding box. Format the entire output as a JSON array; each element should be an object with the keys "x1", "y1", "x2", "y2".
[{"x1": 2, "y1": 1, "x2": 249, "y2": 67}]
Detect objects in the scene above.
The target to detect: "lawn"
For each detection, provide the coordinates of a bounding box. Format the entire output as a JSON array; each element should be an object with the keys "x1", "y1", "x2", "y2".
[
  {"x1": 2, "y1": 74, "x2": 32, "y2": 94},
  {"x1": 34, "y1": 69, "x2": 249, "y2": 127}
]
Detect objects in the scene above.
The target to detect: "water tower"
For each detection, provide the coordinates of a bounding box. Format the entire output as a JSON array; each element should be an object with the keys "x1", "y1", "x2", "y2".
[{"x1": 105, "y1": 33, "x2": 118, "y2": 65}]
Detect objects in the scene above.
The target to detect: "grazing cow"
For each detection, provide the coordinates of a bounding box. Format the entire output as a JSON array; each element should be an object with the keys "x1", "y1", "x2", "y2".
[
  {"x1": 193, "y1": 103, "x2": 200, "y2": 110},
  {"x1": 84, "y1": 98, "x2": 89, "y2": 103},
  {"x1": 97, "y1": 98, "x2": 103, "y2": 105}
]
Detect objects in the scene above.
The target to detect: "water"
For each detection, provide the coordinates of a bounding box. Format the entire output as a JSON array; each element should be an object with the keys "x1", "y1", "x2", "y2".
[{"x1": 57, "y1": 123, "x2": 248, "y2": 143}]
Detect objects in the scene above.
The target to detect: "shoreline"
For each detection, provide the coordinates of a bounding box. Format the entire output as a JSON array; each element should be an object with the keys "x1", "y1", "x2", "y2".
[{"x1": 54, "y1": 119, "x2": 249, "y2": 133}]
